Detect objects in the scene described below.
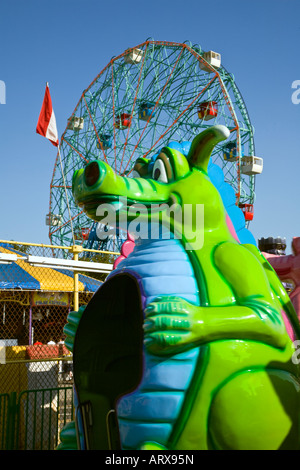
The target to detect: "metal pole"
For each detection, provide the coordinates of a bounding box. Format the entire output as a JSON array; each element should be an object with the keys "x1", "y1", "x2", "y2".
[
  {"x1": 57, "y1": 145, "x2": 75, "y2": 245},
  {"x1": 29, "y1": 293, "x2": 33, "y2": 345},
  {"x1": 6, "y1": 392, "x2": 17, "y2": 450},
  {"x1": 70, "y1": 245, "x2": 83, "y2": 312}
]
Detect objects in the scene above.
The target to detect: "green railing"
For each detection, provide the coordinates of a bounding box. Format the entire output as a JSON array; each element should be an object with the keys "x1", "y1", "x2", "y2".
[
  {"x1": 0, "y1": 393, "x2": 10, "y2": 449},
  {"x1": 0, "y1": 387, "x2": 74, "y2": 450}
]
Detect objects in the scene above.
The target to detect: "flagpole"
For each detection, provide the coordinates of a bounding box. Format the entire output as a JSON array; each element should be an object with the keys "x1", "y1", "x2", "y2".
[
  {"x1": 57, "y1": 144, "x2": 75, "y2": 244},
  {"x1": 57, "y1": 143, "x2": 82, "y2": 312},
  {"x1": 37, "y1": 82, "x2": 80, "y2": 311},
  {"x1": 43, "y1": 82, "x2": 75, "y2": 244}
]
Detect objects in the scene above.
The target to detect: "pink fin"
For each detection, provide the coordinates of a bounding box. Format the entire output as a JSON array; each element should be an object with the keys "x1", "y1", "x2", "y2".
[
  {"x1": 226, "y1": 214, "x2": 240, "y2": 243},
  {"x1": 281, "y1": 310, "x2": 296, "y2": 342},
  {"x1": 113, "y1": 232, "x2": 136, "y2": 270}
]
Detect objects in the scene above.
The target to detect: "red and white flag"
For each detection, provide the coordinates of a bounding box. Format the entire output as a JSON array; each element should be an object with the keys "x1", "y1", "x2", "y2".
[{"x1": 36, "y1": 83, "x2": 59, "y2": 147}]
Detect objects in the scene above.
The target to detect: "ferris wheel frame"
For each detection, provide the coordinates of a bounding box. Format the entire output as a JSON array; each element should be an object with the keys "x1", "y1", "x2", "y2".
[{"x1": 48, "y1": 39, "x2": 256, "y2": 251}]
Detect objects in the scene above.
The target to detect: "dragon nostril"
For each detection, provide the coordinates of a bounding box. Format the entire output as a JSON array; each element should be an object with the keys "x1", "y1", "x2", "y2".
[{"x1": 85, "y1": 162, "x2": 100, "y2": 187}]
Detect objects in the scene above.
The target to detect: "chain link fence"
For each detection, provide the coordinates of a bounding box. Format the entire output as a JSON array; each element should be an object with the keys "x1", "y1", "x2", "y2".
[
  {"x1": 0, "y1": 238, "x2": 118, "y2": 448},
  {"x1": 0, "y1": 238, "x2": 117, "y2": 352},
  {"x1": 0, "y1": 347, "x2": 75, "y2": 449}
]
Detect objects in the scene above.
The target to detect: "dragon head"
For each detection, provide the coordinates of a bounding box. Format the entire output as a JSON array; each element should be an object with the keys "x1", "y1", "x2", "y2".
[{"x1": 72, "y1": 125, "x2": 233, "y2": 250}]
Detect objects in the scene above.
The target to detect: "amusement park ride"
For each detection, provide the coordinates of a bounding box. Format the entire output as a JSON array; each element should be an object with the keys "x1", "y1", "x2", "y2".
[
  {"x1": 47, "y1": 40, "x2": 263, "y2": 253},
  {"x1": 46, "y1": 40, "x2": 300, "y2": 451},
  {"x1": 59, "y1": 122, "x2": 300, "y2": 451}
]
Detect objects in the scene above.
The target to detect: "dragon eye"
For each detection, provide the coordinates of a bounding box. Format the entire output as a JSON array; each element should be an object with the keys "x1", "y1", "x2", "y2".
[{"x1": 152, "y1": 159, "x2": 168, "y2": 183}]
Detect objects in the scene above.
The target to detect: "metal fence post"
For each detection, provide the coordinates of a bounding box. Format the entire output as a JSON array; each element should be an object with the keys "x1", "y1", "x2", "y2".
[{"x1": 6, "y1": 392, "x2": 18, "y2": 450}]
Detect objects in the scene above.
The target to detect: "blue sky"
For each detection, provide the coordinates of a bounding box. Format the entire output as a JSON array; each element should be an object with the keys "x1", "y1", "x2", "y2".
[{"x1": 0, "y1": 0, "x2": 299, "y2": 253}]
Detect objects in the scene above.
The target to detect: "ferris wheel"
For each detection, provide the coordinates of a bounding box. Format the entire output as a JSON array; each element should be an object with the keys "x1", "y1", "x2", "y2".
[{"x1": 48, "y1": 39, "x2": 262, "y2": 251}]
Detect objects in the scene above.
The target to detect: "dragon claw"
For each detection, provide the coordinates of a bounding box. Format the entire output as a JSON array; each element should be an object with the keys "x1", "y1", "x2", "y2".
[{"x1": 143, "y1": 296, "x2": 196, "y2": 354}]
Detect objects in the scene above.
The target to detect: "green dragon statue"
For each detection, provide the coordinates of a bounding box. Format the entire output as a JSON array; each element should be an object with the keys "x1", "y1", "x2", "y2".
[{"x1": 61, "y1": 125, "x2": 300, "y2": 450}]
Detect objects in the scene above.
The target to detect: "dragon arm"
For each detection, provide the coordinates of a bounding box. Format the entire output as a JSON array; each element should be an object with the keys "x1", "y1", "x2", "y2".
[
  {"x1": 144, "y1": 242, "x2": 290, "y2": 355},
  {"x1": 144, "y1": 297, "x2": 288, "y2": 355}
]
